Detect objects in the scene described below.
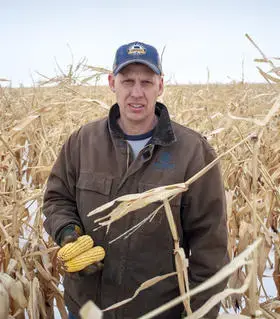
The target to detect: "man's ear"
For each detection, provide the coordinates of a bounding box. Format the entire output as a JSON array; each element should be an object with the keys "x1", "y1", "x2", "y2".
[
  {"x1": 158, "y1": 76, "x2": 164, "y2": 96},
  {"x1": 108, "y1": 73, "x2": 116, "y2": 92}
]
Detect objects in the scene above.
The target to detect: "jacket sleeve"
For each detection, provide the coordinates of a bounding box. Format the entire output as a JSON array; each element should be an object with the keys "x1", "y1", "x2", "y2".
[
  {"x1": 43, "y1": 130, "x2": 83, "y2": 244},
  {"x1": 181, "y1": 137, "x2": 229, "y2": 318}
]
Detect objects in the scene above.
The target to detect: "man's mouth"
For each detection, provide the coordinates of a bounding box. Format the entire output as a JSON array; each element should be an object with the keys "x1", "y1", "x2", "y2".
[{"x1": 129, "y1": 104, "x2": 144, "y2": 109}]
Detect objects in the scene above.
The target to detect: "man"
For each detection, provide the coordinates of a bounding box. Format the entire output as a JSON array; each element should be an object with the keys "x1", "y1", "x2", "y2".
[{"x1": 43, "y1": 41, "x2": 229, "y2": 319}]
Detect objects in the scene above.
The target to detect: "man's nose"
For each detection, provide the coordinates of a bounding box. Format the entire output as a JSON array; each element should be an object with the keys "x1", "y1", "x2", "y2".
[{"x1": 130, "y1": 83, "x2": 143, "y2": 98}]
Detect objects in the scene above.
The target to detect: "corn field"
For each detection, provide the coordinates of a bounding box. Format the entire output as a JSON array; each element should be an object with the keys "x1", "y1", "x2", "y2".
[{"x1": 0, "y1": 36, "x2": 280, "y2": 318}]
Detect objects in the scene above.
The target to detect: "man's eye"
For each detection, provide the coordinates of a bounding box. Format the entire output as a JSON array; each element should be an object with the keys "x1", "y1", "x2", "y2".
[
  {"x1": 123, "y1": 79, "x2": 133, "y2": 84},
  {"x1": 142, "y1": 80, "x2": 152, "y2": 85}
]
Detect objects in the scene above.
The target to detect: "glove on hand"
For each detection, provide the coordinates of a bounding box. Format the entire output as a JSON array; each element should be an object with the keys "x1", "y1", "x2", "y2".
[
  {"x1": 57, "y1": 224, "x2": 83, "y2": 247},
  {"x1": 79, "y1": 262, "x2": 104, "y2": 277},
  {"x1": 57, "y1": 224, "x2": 103, "y2": 276}
]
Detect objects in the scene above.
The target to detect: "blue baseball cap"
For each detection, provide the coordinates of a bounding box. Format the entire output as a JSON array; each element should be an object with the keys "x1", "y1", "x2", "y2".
[{"x1": 113, "y1": 41, "x2": 163, "y2": 76}]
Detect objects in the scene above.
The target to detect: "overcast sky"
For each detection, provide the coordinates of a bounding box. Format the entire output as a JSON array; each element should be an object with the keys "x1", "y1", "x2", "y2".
[{"x1": 1, "y1": 0, "x2": 279, "y2": 86}]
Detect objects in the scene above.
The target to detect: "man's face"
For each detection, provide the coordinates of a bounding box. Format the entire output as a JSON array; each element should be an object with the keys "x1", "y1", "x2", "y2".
[{"x1": 108, "y1": 64, "x2": 164, "y2": 130}]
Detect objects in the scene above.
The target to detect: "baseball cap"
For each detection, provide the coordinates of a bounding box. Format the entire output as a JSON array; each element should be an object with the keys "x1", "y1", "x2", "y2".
[{"x1": 113, "y1": 41, "x2": 162, "y2": 76}]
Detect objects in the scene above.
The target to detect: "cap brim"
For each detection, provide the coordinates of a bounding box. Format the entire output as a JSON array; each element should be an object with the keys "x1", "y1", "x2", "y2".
[{"x1": 113, "y1": 59, "x2": 161, "y2": 75}]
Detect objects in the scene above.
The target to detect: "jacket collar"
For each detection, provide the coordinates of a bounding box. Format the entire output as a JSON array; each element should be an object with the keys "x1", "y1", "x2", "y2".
[{"x1": 108, "y1": 102, "x2": 176, "y2": 146}]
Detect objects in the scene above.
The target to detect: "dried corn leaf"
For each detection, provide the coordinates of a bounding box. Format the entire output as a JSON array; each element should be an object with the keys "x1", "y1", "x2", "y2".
[
  {"x1": 95, "y1": 188, "x2": 184, "y2": 234},
  {"x1": 225, "y1": 190, "x2": 234, "y2": 220},
  {"x1": 218, "y1": 315, "x2": 249, "y2": 319},
  {"x1": 88, "y1": 183, "x2": 186, "y2": 217},
  {"x1": 0, "y1": 273, "x2": 27, "y2": 309},
  {"x1": 103, "y1": 272, "x2": 176, "y2": 312},
  {"x1": 80, "y1": 300, "x2": 103, "y2": 319},
  {"x1": 6, "y1": 259, "x2": 17, "y2": 275},
  {"x1": 261, "y1": 298, "x2": 280, "y2": 312},
  {"x1": 237, "y1": 221, "x2": 253, "y2": 254},
  {"x1": 139, "y1": 239, "x2": 261, "y2": 319},
  {"x1": 37, "y1": 284, "x2": 47, "y2": 319},
  {"x1": 0, "y1": 272, "x2": 16, "y2": 291},
  {"x1": 273, "y1": 251, "x2": 280, "y2": 297},
  {"x1": 11, "y1": 280, "x2": 28, "y2": 308},
  {"x1": 16, "y1": 272, "x2": 30, "y2": 298},
  {"x1": 11, "y1": 115, "x2": 40, "y2": 133},
  {"x1": 227, "y1": 269, "x2": 246, "y2": 310},
  {"x1": 0, "y1": 282, "x2": 9, "y2": 319},
  {"x1": 86, "y1": 66, "x2": 111, "y2": 73},
  {"x1": 183, "y1": 273, "x2": 252, "y2": 319},
  {"x1": 38, "y1": 242, "x2": 53, "y2": 272},
  {"x1": 258, "y1": 235, "x2": 272, "y2": 281},
  {"x1": 258, "y1": 67, "x2": 280, "y2": 83},
  {"x1": 254, "y1": 58, "x2": 269, "y2": 63},
  {"x1": 271, "y1": 165, "x2": 280, "y2": 182}
]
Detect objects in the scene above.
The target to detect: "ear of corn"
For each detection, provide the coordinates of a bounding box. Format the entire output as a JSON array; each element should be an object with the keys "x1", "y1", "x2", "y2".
[
  {"x1": 64, "y1": 246, "x2": 105, "y2": 273},
  {"x1": 57, "y1": 235, "x2": 94, "y2": 261}
]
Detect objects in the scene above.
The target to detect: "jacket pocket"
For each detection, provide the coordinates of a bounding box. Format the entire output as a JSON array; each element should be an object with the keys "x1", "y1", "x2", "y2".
[
  {"x1": 76, "y1": 172, "x2": 113, "y2": 234},
  {"x1": 126, "y1": 182, "x2": 177, "y2": 273},
  {"x1": 77, "y1": 171, "x2": 112, "y2": 195}
]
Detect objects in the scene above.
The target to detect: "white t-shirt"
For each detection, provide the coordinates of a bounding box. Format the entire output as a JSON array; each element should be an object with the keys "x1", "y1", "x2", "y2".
[{"x1": 124, "y1": 129, "x2": 154, "y2": 159}]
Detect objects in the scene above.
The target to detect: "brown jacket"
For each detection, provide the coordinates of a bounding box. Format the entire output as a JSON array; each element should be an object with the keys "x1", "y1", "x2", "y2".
[{"x1": 43, "y1": 103, "x2": 229, "y2": 319}]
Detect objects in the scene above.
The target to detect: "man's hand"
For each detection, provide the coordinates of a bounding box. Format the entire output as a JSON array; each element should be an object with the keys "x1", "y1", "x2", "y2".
[
  {"x1": 57, "y1": 224, "x2": 83, "y2": 247},
  {"x1": 79, "y1": 262, "x2": 104, "y2": 276},
  {"x1": 57, "y1": 225, "x2": 103, "y2": 276}
]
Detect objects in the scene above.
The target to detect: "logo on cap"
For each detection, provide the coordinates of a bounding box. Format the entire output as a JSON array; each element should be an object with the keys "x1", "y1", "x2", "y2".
[{"x1": 127, "y1": 43, "x2": 146, "y2": 55}]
